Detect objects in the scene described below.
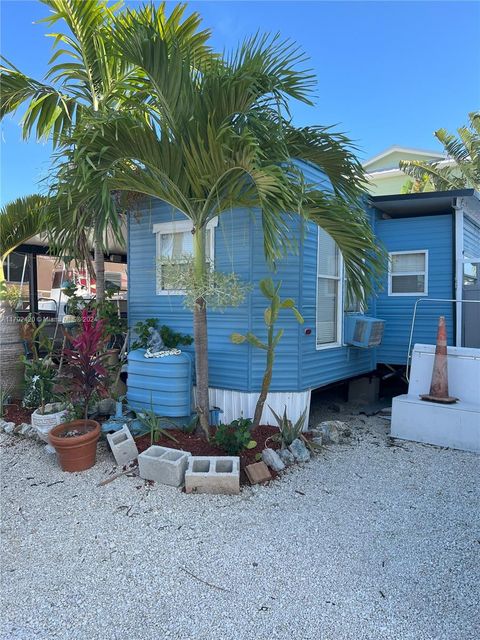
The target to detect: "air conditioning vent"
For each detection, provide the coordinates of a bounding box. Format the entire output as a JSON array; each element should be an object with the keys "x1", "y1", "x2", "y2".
[{"x1": 345, "y1": 315, "x2": 385, "y2": 348}]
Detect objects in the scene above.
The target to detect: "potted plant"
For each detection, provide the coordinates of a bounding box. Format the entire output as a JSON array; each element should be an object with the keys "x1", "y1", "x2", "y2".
[
  {"x1": 22, "y1": 320, "x2": 67, "y2": 441},
  {"x1": 49, "y1": 309, "x2": 109, "y2": 472}
]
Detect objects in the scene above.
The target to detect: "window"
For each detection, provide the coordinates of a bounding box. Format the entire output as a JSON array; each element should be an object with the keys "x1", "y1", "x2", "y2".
[
  {"x1": 316, "y1": 228, "x2": 343, "y2": 347},
  {"x1": 5, "y1": 252, "x2": 27, "y2": 283},
  {"x1": 344, "y1": 277, "x2": 364, "y2": 313},
  {"x1": 153, "y1": 218, "x2": 217, "y2": 294},
  {"x1": 388, "y1": 251, "x2": 428, "y2": 296}
]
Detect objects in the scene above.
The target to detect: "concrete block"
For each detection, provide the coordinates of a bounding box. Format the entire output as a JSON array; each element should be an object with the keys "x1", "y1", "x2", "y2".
[
  {"x1": 391, "y1": 394, "x2": 480, "y2": 453},
  {"x1": 107, "y1": 424, "x2": 138, "y2": 467},
  {"x1": 348, "y1": 376, "x2": 379, "y2": 404},
  {"x1": 185, "y1": 456, "x2": 240, "y2": 495},
  {"x1": 138, "y1": 445, "x2": 191, "y2": 487},
  {"x1": 245, "y1": 461, "x2": 271, "y2": 485}
]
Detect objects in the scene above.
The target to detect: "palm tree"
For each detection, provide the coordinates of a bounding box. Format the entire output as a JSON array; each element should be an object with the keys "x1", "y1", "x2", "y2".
[
  {"x1": 0, "y1": 195, "x2": 48, "y2": 283},
  {"x1": 400, "y1": 112, "x2": 480, "y2": 192},
  {"x1": 0, "y1": 0, "x2": 212, "y2": 300},
  {"x1": 0, "y1": 195, "x2": 49, "y2": 395},
  {"x1": 66, "y1": 31, "x2": 384, "y2": 437}
]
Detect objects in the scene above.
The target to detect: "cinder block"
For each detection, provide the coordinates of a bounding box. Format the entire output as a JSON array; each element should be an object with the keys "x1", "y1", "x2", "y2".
[
  {"x1": 138, "y1": 445, "x2": 191, "y2": 487},
  {"x1": 245, "y1": 461, "x2": 271, "y2": 485},
  {"x1": 348, "y1": 376, "x2": 380, "y2": 404},
  {"x1": 185, "y1": 456, "x2": 240, "y2": 495},
  {"x1": 107, "y1": 424, "x2": 138, "y2": 467}
]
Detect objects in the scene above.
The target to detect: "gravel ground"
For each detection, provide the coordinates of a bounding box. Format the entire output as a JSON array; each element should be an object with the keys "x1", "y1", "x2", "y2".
[{"x1": 1, "y1": 408, "x2": 479, "y2": 640}]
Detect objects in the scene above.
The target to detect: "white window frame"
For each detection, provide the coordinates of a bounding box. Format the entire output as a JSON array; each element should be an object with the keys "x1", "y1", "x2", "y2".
[
  {"x1": 316, "y1": 228, "x2": 344, "y2": 350},
  {"x1": 388, "y1": 250, "x2": 429, "y2": 297},
  {"x1": 153, "y1": 217, "x2": 218, "y2": 295}
]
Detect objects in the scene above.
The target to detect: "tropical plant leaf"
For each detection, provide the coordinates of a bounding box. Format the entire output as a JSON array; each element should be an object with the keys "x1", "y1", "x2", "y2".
[
  {"x1": 400, "y1": 112, "x2": 480, "y2": 192},
  {"x1": 230, "y1": 332, "x2": 247, "y2": 344}
]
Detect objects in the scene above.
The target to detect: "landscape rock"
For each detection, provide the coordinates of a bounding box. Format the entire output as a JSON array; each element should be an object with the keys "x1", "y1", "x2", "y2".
[
  {"x1": 277, "y1": 448, "x2": 295, "y2": 466},
  {"x1": 314, "y1": 420, "x2": 350, "y2": 445},
  {"x1": 262, "y1": 448, "x2": 285, "y2": 472},
  {"x1": 289, "y1": 438, "x2": 310, "y2": 463},
  {"x1": 312, "y1": 435, "x2": 323, "y2": 447},
  {"x1": 2, "y1": 421, "x2": 15, "y2": 434},
  {"x1": 97, "y1": 398, "x2": 116, "y2": 416},
  {"x1": 19, "y1": 423, "x2": 34, "y2": 437}
]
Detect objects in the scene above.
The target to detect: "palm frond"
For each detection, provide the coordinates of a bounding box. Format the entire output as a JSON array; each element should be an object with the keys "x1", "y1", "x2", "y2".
[
  {"x1": 0, "y1": 195, "x2": 49, "y2": 260},
  {"x1": 400, "y1": 111, "x2": 480, "y2": 191},
  {"x1": 306, "y1": 194, "x2": 386, "y2": 300}
]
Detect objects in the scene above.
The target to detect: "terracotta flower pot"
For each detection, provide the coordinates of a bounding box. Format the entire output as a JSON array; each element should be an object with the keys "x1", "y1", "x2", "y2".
[{"x1": 49, "y1": 420, "x2": 101, "y2": 472}]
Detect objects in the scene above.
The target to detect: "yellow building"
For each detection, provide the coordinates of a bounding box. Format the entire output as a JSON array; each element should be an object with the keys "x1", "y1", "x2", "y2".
[{"x1": 363, "y1": 146, "x2": 453, "y2": 196}]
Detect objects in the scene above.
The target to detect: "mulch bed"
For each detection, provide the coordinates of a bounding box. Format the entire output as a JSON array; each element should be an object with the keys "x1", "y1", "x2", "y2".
[
  {"x1": 134, "y1": 425, "x2": 284, "y2": 485},
  {"x1": 2, "y1": 401, "x2": 33, "y2": 425}
]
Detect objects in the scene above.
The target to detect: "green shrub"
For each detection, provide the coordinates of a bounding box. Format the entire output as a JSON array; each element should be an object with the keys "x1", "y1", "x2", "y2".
[
  {"x1": 214, "y1": 418, "x2": 257, "y2": 455},
  {"x1": 131, "y1": 318, "x2": 193, "y2": 351}
]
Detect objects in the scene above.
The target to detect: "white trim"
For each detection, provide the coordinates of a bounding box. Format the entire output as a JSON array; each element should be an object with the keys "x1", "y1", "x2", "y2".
[
  {"x1": 203, "y1": 387, "x2": 312, "y2": 427},
  {"x1": 388, "y1": 250, "x2": 429, "y2": 297},
  {"x1": 363, "y1": 146, "x2": 445, "y2": 169},
  {"x1": 152, "y1": 217, "x2": 219, "y2": 235},
  {"x1": 454, "y1": 201, "x2": 464, "y2": 346},
  {"x1": 315, "y1": 228, "x2": 344, "y2": 349},
  {"x1": 153, "y1": 217, "x2": 218, "y2": 295},
  {"x1": 366, "y1": 158, "x2": 455, "y2": 179}
]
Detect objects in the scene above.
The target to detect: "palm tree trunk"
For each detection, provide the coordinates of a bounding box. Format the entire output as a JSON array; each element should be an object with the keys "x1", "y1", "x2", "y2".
[
  {"x1": 94, "y1": 239, "x2": 105, "y2": 303},
  {"x1": 192, "y1": 226, "x2": 210, "y2": 439}
]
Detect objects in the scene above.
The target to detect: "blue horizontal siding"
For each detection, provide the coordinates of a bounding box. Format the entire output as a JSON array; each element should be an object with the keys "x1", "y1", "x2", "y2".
[
  {"x1": 375, "y1": 213, "x2": 454, "y2": 365},
  {"x1": 464, "y1": 214, "x2": 480, "y2": 258},
  {"x1": 127, "y1": 161, "x2": 380, "y2": 394},
  {"x1": 128, "y1": 202, "x2": 252, "y2": 391},
  {"x1": 298, "y1": 219, "x2": 376, "y2": 389}
]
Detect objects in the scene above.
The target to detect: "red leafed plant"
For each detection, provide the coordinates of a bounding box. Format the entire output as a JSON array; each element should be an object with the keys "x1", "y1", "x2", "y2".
[{"x1": 61, "y1": 309, "x2": 110, "y2": 421}]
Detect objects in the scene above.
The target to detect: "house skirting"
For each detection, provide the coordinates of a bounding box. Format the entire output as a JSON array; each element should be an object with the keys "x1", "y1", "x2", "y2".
[{"x1": 193, "y1": 388, "x2": 312, "y2": 426}]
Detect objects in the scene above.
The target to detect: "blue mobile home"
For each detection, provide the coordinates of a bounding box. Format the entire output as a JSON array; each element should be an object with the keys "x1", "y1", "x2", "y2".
[{"x1": 127, "y1": 162, "x2": 480, "y2": 422}]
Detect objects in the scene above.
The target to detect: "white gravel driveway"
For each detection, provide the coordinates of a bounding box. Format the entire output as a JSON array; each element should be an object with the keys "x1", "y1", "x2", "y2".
[{"x1": 1, "y1": 414, "x2": 479, "y2": 640}]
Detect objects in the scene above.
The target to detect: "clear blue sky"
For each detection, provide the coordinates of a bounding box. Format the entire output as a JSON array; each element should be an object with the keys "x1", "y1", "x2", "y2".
[{"x1": 1, "y1": 0, "x2": 479, "y2": 204}]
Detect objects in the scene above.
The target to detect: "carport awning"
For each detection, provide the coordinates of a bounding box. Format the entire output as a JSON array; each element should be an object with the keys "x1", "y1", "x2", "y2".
[{"x1": 371, "y1": 189, "x2": 476, "y2": 218}]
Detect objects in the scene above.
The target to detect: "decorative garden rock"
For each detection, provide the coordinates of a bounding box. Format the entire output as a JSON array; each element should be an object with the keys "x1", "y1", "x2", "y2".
[
  {"x1": 312, "y1": 435, "x2": 323, "y2": 447},
  {"x1": 262, "y1": 448, "x2": 285, "y2": 472},
  {"x1": 277, "y1": 447, "x2": 295, "y2": 466},
  {"x1": 314, "y1": 420, "x2": 350, "y2": 444},
  {"x1": 289, "y1": 438, "x2": 310, "y2": 463},
  {"x1": 20, "y1": 423, "x2": 35, "y2": 437},
  {"x1": 0, "y1": 420, "x2": 14, "y2": 434},
  {"x1": 97, "y1": 398, "x2": 116, "y2": 416}
]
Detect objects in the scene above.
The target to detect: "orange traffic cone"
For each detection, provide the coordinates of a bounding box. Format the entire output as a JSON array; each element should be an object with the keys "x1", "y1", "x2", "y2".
[{"x1": 420, "y1": 316, "x2": 458, "y2": 404}]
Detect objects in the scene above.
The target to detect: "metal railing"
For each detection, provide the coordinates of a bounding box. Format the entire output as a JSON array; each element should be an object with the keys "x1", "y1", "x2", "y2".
[{"x1": 406, "y1": 297, "x2": 480, "y2": 381}]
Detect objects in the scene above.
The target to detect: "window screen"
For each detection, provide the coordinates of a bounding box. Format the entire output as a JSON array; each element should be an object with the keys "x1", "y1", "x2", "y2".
[
  {"x1": 389, "y1": 251, "x2": 427, "y2": 295},
  {"x1": 317, "y1": 228, "x2": 341, "y2": 345}
]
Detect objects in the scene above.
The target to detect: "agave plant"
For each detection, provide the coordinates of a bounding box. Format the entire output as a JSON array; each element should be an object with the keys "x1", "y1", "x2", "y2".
[{"x1": 268, "y1": 405, "x2": 308, "y2": 448}]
